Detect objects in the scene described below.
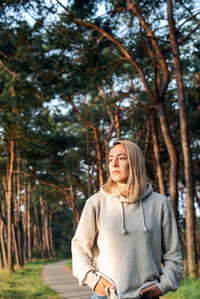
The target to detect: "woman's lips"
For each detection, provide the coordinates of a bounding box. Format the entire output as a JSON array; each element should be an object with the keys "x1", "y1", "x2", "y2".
[{"x1": 112, "y1": 170, "x2": 120, "y2": 174}]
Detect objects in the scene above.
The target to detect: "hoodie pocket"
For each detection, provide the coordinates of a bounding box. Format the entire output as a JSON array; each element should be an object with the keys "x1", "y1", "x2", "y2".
[{"x1": 98, "y1": 272, "x2": 116, "y2": 287}]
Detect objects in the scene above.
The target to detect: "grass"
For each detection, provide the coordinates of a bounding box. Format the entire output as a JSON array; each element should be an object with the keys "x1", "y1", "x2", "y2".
[
  {"x1": 0, "y1": 260, "x2": 63, "y2": 299},
  {"x1": 162, "y1": 277, "x2": 200, "y2": 299},
  {"x1": 65, "y1": 260, "x2": 72, "y2": 269}
]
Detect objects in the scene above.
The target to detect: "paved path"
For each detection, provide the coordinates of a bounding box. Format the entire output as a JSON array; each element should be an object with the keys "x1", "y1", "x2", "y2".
[{"x1": 42, "y1": 260, "x2": 92, "y2": 299}]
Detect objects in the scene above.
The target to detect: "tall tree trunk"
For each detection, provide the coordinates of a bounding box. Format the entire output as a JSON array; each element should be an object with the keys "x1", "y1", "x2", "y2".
[
  {"x1": 156, "y1": 101, "x2": 179, "y2": 220},
  {"x1": 86, "y1": 124, "x2": 92, "y2": 197},
  {"x1": 5, "y1": 139, "x2": 15, "y2": 272},
  {"x1": 114, "y1": 105, "x2": 120, "y2": 139},
  {"x1": 23, "y1": 180, "x2": 28, "y2": 263},
  {"x1": 150, "y1": 111, "x2": 166, "y2": 195},
  {"x1": 16, "y1": 151, "x2": 23, "y2": 265},
  {"x1": 167, "y1": 0, "x2": 197, "y2": 277},
  {"x1": 49, "y1": 212, "x2": 56, "y2": 257},
  {"x1": 92, "y1": 127, "x2": 103, "y2": 187},
  {"x1": 44, "y1": 205, "x2": 51, "y2": 258},
  {"x1": 67, "y1": 173, "x2": 80, "y2": 226},
  {"x1": 33, "y1": 224, "x2": 38, "y2": 250},
  {"x1": 144, "y1": 118, "x2": 151, "y2": 157},
  {"x1": 12, "y1": 223, "x2": 21, "y2": 267},
  {"x1": 13, "y1": 171, "x2": 22, "y2": 267},
  {"x1": 27, "y1": 182, "x2": 32, "y2": 260},
  {"x1": 0, "y1": 220, "x2": 7, "y2": 268},
  {"x1": 40, "y1": 195, "x2": 47, "y2": 258},
  {"x1": 0, "y1": 248, "x2": 3, "y2": 269},
  {"x1": 33, "y1": 200, "x2": 44, "y2": 258},
  {"x1": 0, "y1": 202, "x2": 7, "y2": 268}
]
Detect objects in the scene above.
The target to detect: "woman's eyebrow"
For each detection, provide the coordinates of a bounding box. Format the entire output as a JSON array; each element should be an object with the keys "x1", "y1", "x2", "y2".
[{"x1": 109, "y1": 153, "x2": 127, "y2": 157}]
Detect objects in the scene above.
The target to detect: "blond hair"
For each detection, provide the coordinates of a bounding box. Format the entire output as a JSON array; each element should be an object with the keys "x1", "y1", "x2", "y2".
[{"x1": 104, "y1": 140, "x2": 147, "y2": 203}]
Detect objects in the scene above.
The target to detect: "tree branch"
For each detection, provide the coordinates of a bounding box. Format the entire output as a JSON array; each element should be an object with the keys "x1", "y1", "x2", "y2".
[
  {"x1": 57, "y1": 0, "x2": 155, "y2": 101},
  {"x1": 0, "y1": 60, "x2": 19, "y2": 81},
  {"x1": 126, "y1": 0, "x2": 170, "y2": 98},
  {"x1": 178, "y1": 11, "x2": 200, "y2": 30}
]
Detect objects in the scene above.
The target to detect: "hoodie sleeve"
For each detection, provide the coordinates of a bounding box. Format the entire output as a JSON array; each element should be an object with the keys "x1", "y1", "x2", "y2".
[
  {"x1": 156, "y1": 198, "x2": 184, "y2": 295},
  {"x1": 71, "y1": 196, "x2": 100, "y2": 290}
]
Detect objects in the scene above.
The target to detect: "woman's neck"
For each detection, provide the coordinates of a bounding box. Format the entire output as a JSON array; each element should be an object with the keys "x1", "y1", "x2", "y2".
[{"x1": 116, "y1": 182, "x2": 127, "y2": 197}]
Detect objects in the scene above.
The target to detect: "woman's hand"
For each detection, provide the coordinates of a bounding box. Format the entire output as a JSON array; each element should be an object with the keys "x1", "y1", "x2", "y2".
[
  {"x1": 94, "y1": 277, "x2": 115, "y2": 296},
  {"x1": 140, "y1": 284, "x2": 162, "y2": 298}
]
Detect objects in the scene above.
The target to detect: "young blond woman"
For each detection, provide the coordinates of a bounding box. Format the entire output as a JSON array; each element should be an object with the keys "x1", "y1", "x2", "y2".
[{"x1": 72, "y1": 140, "x2": 183, "y2": 299}]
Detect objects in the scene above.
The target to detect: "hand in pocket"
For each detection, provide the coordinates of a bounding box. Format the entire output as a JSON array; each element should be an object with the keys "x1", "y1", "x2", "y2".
[
  {"x1": 94, "y1": 277, "x2": 115, "y2": 296},
  {"x1": 140, "y1": 284, "x2": 162, "y2": 299}
]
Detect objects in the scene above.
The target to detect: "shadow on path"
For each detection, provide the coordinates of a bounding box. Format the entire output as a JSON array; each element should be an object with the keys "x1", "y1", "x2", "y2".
[{"x1": 42, "y1": 261, "x2": 92, "y2": 299}]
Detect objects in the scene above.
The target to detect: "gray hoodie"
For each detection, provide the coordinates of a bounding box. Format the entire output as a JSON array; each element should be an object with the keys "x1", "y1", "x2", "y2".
[{"x1": 71, "y1": 183, "x2": 183, "y2": 299}]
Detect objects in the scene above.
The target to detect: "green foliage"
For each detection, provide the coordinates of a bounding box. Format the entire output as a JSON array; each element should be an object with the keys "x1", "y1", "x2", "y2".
[{"x1": 70, "y1": 0, "x2": 100, "y2": 19}]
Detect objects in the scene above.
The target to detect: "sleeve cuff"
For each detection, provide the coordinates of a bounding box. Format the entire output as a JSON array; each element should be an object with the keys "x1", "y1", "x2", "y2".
[
  {"x1": 83, "y1": 271, "x2": 101, "y2": 290},
  {"x1": 155, "y1": 277, "x2": 176, "y2": 295}
]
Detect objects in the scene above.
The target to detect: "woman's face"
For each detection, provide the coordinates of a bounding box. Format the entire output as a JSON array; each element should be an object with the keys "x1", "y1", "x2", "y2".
[{"x1": 108, "y1": 144, "x2": 130, "y2": 184}]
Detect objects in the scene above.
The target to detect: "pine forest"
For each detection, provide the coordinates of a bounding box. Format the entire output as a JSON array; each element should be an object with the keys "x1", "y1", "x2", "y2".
[{"x1": 0, "y1": 0, "x2": 199, "y2": 279}]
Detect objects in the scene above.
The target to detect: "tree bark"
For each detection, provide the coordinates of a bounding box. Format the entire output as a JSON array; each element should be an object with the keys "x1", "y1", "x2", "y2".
[
  {"x1": 12, "y1": 223, "x2": 21, "y2": 267},
  {"x1": 16, "y1": 151, "x2": 23, "y2": 265},
  {"x1": 157, "y1": 101, "x2": 179, "y2": 219},
  {"x1": 144, "y1": 118, "x2": 151, "y2": 158},
  {"x1": 33, "y1": 224, "x2": 38, "y2": 251},
  {"x1": 0, "y1": 248, "x2": 3, "y2": 269},
  {"x1": 114, "y1": 105, "x2": 120, "y2": 140},
  {"x1": 5, "y1": 139, "x2": 15, "y2": 272},
  {"x1": 49, "y1": 212, "x2": 56, "y2": 257},
  {"x1": 86, "y1": 112, "x2": 92, "y2": 197},
  {"x1": 33, "y1": 200, "x2": 44, "y2": 258},
  {"x1": 23, "y1": 180, "x2": 28, "y2": 263},
  {"x1": 27, "y1": 182, "x2": 32, "y2": 260},
  {"x1": 44, "y1": 204, "x2": 51, "y2": 258},
  {"x1": 167, "y1": 0, "x2": 198, "y2": 277},
  {"x1": 67, "y1": 173, "x2": 80, "y2": 226},
  {"x1": 40, "y1": 195, "x2": 47, "y2": 258},
  {"x1": 13, "y1": 167, "x2": 23, "y2": 267},
  {"x1": 40, "y1": 195, "x2": 51, "y2": 258},
  {"x1": 0, "y1": 219, "x2": 7, "y2": 268},
  {"x1": 150, "y1": 111, "x2": 166, "y2": 195}
]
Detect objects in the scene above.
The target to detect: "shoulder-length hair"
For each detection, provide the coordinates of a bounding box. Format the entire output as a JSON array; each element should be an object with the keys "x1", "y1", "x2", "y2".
[{"x1": 103, "y1": 140, "x2": 147, "y2": 203}]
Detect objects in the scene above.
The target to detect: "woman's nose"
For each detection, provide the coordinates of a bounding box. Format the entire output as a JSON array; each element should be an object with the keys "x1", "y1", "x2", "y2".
[{"x1": 113, "y1": 158, "x2": 119, "y2": 167}]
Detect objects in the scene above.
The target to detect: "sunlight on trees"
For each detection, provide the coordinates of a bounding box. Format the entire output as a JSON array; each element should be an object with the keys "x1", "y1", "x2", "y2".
[{"x1": 0, "y1": 0, "x2": 199, "y2": 277}]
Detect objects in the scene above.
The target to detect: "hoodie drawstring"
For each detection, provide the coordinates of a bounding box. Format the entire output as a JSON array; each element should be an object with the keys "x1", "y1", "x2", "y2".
[
  {"x1": 100, "y1": 183, "x2": 152, "y2": 234},
  {"x1": 139, "y1": 198, "x2": 148, "y2": 232},
  {"x1": 121, "y1": 200, "x2": 148, "y2": 234},
  {"x1": 121, "y1": 202, "x2": 128, "y2": 235}
]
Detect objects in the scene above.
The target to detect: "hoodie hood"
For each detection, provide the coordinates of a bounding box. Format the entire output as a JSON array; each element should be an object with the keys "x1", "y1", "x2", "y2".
[
  {"x1": 100, "y1": 182, "x2": 153, "y2": 203},
  {"x1": 100, "y1": 183, "x2": 153, "y2": 234}
]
